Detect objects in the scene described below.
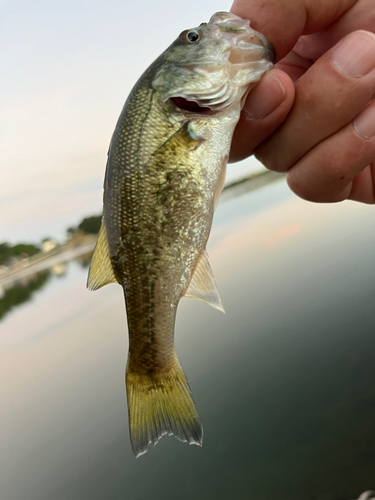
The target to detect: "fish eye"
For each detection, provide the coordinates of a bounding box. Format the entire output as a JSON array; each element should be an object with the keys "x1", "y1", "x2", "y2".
[
  {"x1": 180, "y1": 30, "x2": 200, "y2": 44},
  {"x1": 187, "y1": 31, "x2": 199, "y2": 43}
]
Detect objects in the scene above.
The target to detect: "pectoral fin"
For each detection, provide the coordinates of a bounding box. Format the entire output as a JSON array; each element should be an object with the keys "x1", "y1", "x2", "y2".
[
  {"x1": 87, "y1": 220, "x2": 118, "y2": 290},
  {"x1": 184, "y1": 251, "x2": 224, "y2": 313},
  {"x1": 146, "y1": 122, "x2": 203, "y2": 172}
]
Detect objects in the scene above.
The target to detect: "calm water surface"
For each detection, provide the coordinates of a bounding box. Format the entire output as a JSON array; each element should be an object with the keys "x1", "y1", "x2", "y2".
[{"x1": 1, "y1": 179, "x2": 375, "y2": 500}]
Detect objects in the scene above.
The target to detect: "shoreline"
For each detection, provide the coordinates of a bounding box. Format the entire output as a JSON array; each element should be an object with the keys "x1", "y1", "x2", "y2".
[
  {"x1": 0, "y1": 239, "x2": 96, "y2": 288},
  {"x1": 0, "y1": 170, "x2": 284, "y2": 288}
]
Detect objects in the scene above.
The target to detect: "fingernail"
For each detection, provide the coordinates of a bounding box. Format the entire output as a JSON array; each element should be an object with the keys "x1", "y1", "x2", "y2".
[
  {"x1": 332, "y1": 31, "x2": 375, "y2": 77},
  {"x1": 353, "y1": 101, "x2": 375, "y2": 138},
  {"x1": 244, "y1": 75, "x2": 286, "y2": 120}
]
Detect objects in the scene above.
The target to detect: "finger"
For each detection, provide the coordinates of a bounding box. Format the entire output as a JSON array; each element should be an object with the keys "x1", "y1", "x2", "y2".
[
  {"x1": 229, "y1": 68, "x2": 294, "y2": 162},
  {"x1": 230, "y1": 0, "x2": 357, "y2": 60},
  {"x1": 349, "y1": 161, "x2": 375, "y2": 203},
  {"x1": 286, "y1": 100, "x2": 375, "y2": 203},
  {"x1": 255, "y1": 31, "x2": 375, "y2": 173},
  {"x1": 294, "y1": 0, "x2": 375, "y2": 61},
  {"x1": 275, "y1": 51, "x2": 313, "y2": 82}
]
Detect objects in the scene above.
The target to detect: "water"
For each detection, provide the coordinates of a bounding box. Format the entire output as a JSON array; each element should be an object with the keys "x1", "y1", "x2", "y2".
[{"x1": 1, "y1": 179, "x2": 375, "y2": 500}]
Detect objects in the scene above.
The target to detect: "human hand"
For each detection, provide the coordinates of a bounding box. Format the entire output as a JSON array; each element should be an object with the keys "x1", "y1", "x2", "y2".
[
  {"x1": 355, "y1": 492, "x2": 375, "y2": 500},
  {"x1": 229, "y1": 0, "x2": 375, "y2": 204}
]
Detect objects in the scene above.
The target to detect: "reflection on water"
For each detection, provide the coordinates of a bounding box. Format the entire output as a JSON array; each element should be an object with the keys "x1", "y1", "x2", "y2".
[
  {"x1": 0, "y1": 270, "x2": 51, "y2": 321},
  {"x1": 0, "y1": 252, "x2": 92, "y2": 322},
  {"x1": 1, "y1": 179, "x2": 375, "y2": 500}
]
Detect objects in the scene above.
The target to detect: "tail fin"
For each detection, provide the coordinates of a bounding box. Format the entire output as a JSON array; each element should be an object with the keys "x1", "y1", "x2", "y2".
[{"x1": 126, "y1": 360, "x2": 203, "y2": 457}]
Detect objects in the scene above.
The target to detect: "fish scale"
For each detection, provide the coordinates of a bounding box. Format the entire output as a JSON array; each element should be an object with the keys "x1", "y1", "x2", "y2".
[{"x1": 87, "y1": 11, "x2": 274, "y2": 457}]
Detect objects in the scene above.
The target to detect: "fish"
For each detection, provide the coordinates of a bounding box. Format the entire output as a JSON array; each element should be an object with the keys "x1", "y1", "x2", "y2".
[{"x1": 87, "y1": 11, "x2": 274, "y2": 457}]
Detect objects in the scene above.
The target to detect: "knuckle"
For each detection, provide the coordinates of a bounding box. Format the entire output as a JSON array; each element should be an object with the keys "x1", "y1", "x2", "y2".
[
  {"x1": 286, "y1": 168, "x2": 349, "y2": 203},
  {"x1": 255, "y1": 148, "x2": 287, "y2": 173},
  {"x1": 286, "y1": 171, "x2": 318, "y2": 202}
]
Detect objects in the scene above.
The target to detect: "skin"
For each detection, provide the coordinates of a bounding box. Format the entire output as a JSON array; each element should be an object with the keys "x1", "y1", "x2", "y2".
[{"x1": 229, "y1": 0, "x2": 375, "y2": 204}]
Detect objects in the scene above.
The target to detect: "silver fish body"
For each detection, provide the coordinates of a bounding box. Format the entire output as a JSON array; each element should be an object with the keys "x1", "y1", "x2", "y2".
[{"x1": 88, "y1": 12, "x2": 274, "y2": 457}]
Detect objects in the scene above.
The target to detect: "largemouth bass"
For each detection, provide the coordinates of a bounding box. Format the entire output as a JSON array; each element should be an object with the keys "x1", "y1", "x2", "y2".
[{"x1": 88, "y1": 11, "x2": 274, "y2": 457}]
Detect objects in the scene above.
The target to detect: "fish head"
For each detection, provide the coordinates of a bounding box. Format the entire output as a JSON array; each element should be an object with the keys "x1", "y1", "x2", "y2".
[{"x1": 152, "y1": 11, "x2": 274, "y2": 116}]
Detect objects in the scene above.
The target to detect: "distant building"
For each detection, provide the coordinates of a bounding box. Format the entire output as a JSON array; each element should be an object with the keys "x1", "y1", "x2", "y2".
[
  {"x1": 41, "y1": 239, "x2": 58, "y2": 253},
  {"x1": 51, "y1": 263, "x2": 66, "y2": 276}
]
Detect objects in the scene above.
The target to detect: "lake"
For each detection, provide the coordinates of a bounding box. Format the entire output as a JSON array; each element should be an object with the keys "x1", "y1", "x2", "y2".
[{"x1": 1, "y1": 177, "x2": 375, "y2": 500}]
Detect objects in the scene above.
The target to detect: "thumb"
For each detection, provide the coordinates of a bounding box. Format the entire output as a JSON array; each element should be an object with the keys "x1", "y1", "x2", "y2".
[{"x1": 229, "y1": 68, "x2": 294, "y2": 163}]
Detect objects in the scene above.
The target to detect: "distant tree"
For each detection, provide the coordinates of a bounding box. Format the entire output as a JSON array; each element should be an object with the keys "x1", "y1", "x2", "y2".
[
  {"x1": 78, "y1": 215, "x2": 102, "y2": 235},
  {"x1": 12, "y1": 244, "x2": 40, "y2": 256},
  {"x1": 0, "y1": 242, "x2": 40, "y2": 265},
  {"x1": 66, "y1": 227, "x2": 77, "y2": 237},
  {"x1": 0, "y1": 243, "x2": 10, "y2": 262}
]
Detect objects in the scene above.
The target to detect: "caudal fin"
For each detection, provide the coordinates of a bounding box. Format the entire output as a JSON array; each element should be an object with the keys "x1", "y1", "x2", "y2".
[{"x1": 126, "y1": 360, "x2": 203, "y2": 457}]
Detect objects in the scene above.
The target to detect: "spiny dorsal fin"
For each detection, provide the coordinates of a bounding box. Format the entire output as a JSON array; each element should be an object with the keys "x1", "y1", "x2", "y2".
[
  {"x1": 184, "y1": 251, "x2": 224, "y2": 313},
  {"x1": 87, "y1": 219, "x2": 118, "y2": 291}
]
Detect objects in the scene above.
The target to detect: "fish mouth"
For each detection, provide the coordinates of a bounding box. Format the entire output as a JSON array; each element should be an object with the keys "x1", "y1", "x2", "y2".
[
  {"x1": 169, "y1": 97, "x2": 215, "y2": 115},
  {"x1": 209, "y1": 11, "x2": 274, "y2": 65}
]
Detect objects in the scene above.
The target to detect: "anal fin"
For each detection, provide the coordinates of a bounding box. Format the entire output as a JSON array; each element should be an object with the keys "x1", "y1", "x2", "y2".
[
  {"x1": 184, "y1": 251, "x2": 224, "y2": 313},
  {"x1": 87, "y1": 219, "x2": 118, "y2": 291}
]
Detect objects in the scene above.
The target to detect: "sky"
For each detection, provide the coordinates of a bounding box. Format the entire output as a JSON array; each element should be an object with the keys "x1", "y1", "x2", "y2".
[{"x1": 1, "y1": 0, "x2": 265, "y2": 244}]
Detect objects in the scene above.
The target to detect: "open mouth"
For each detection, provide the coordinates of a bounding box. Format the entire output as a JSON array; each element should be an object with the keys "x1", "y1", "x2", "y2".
[{"x1": 170, "y1": 97, "x2": 215, "y2": 115}]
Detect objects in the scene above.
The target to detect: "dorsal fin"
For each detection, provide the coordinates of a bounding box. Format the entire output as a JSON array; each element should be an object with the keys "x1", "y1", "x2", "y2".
[
  {"x1": 184, "y1": 251, "x2": 224, "y2": 313},
  {"x1": 87, "y1": 219, "x2": 118, "y2": 291}
]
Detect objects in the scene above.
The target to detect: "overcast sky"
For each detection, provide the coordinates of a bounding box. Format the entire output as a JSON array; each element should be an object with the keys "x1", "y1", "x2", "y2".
[{"x1": 1, "y1": 0, "x2": 265, "y2": 243}]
